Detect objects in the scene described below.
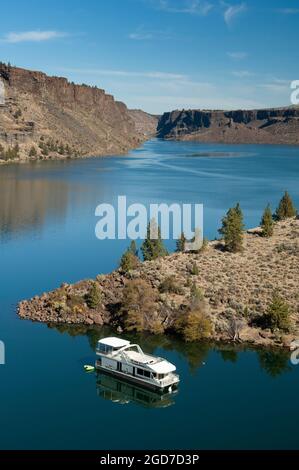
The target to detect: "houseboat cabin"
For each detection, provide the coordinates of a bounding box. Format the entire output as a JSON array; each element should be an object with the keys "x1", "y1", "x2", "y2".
[{"x1": 95, "y1": 337, "x2": 179, "y2": 392}]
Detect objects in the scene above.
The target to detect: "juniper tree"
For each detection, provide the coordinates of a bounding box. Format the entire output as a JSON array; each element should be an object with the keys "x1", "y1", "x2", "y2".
[
  {"x1": 141, "y1": 219, "x2": 168, "y2": 261},
  {"x1": 176, "y1": 232, "x2": 186, "y2": 252},
  {"x1": 119, "y1": 241, "x2": 139, "y2": 273},
  {"x1": 128, "y1": 240, "x2": 138, "y2": 257},
  {"x1": 261, "y1": 204, "x2": 274, "y2": 237},
  {"x1": 85, "y1": 282, "x2": 102, "y2": 309},
  {"x1": 218, "y1": 203, "x2": 244, "y2": 252},
  {"x1": 275, "y1": 191, "x2": 297, "y2": 220},
  {"x1": 264, "y1": 291, "x2": 291, "y2": 332}
]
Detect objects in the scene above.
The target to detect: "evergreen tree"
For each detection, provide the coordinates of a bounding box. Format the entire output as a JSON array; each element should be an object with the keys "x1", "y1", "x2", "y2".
[
  {"x1": 235, "y1": 202, "x2": 242, "y2": 219},
  {"x1": 275, "y1": 191, "x2": 297, "y2": 220},
  {"x1": 264, "y1": 291, "x2": 291, "y2": 331},
  {"x1": 128, "y1": 240, "x2": 138, "y2": 257},
  {"x1": 261, "y1": 204, "x2": 274, "y2": 237},
  {"x1": 141, "y1": 219, "x2": 168, "y2": 261},
  {"x1": 85, "y1": 282, "x2": 102, "y2": 309},
  {"x1": 219, "y1": 203, "x2": 244, "y2": 252},
  {"x1": 119, "y1": 241, "x2": 139, "y2": 273},
  {"x1": 176, "y1": 232, "x2": 186, "y2": 252}
]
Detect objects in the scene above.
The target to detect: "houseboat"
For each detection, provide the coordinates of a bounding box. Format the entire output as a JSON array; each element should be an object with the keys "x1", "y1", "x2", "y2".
[{"x1": 95, "y1": 337, "x2": 179, "y2": 392}]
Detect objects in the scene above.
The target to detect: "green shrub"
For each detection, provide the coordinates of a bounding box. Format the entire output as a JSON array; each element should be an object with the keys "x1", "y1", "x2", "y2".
[
  {"x1": 198, "y1": 237, "x2": 208, "y2": 253},
  {"x1": 121, "y1": 279, "x2": 157, "y2": 332},
  {"x1": 190, "y1": 262, "x2": 199, "y2": 275},
  {"x1": 159, "y1": 276, "x2": 183, "y2": 294},
  {"x1": 29, "y1": 146, "x2": 37, "y2": 157},
  {"x1": 190, "y1": 282, "x2": 204, "y2": 305},
  {"x1": 175, "y1": 309, "x2": 212, "y2": 342}
]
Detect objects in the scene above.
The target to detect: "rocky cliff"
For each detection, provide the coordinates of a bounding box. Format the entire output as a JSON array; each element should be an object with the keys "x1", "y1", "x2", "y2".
[
  {"x1": 128, "y1": 109, "x2": 158, "y2": 137},
  {"x1": 19, "y1": 218, "x2": 299, "y2": 349},
  {"x1": 0, "y1": 63, "x2": 147, "y2": 162},
  {"x1": 157, "y1": 107, "x2": 299, "y2": 145}
]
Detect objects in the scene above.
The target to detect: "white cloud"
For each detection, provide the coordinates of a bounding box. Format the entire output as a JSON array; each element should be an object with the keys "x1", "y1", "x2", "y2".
[
  {"x1": 154, "y1": 0, "x2": 213, "y2": 15},
  {"x1": 223, "y1": 2, "x2": 247, "y2": 26},
  {"x1": 3, "y1": 30, "x2": 68, "y2": 43},
  {"x1": 232, "y1": 70, "x2": 254, "y2": 78},
  {"x1": 227, "y1": 51, "x2": 247, "y2": 60},
  {"x1": 59, "y1": 67, "x2": 187, "y2": 80},
  {"x1": 129, "y1": 26, "x2": 171, "y2": 40}
]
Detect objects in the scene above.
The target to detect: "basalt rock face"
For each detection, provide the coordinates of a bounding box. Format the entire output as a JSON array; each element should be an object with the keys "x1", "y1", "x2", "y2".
[
  {"x1": 0, "y1": 64, "x2": 144, "y2": 161},
  {"x1": 157, "y1": 107, "x2": 299, "y2": 145}
]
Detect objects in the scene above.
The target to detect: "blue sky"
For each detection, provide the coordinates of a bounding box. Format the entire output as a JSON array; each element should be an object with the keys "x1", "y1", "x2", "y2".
[{"x1": 0, "y1": 0, "x2": 298, "y2": 113}]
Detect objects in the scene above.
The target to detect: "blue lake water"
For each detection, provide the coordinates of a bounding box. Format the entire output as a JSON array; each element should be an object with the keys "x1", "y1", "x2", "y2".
[{"x1": 0, "y1": 139, "x2": 299, "y2": 449}]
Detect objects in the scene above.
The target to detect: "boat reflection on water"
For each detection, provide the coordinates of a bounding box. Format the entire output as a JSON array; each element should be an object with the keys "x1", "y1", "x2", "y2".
[{"x1": 96, "y1": 372, "x2": 178, "y2": 408}]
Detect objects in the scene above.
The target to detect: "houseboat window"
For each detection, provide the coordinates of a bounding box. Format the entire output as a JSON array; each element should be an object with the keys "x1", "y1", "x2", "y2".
[
  {"x1": 98, "y1": 343, "x2": 113, "y2": 354},
  {"x1": 136, "y1": 368, "x2": 151, "y2": 378}
]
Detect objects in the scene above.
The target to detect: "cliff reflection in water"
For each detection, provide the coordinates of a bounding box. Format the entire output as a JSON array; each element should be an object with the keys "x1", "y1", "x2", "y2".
[
  {"x1": 96, "y1": 372, "x2": 177, "y2": 408},
  {"x1": 0, "y1": 162, "x2": 88, "y2": 241}
]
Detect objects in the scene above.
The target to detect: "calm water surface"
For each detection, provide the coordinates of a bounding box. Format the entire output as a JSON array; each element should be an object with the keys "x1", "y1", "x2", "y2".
[{"x1": 0, "y1": 139, "x2": 299, "y2": 449}]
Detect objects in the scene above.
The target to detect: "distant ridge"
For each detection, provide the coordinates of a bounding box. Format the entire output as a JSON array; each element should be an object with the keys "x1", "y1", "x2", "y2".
[{"x1": 157, "y1": 107, "x2": 299, "y2": 145}]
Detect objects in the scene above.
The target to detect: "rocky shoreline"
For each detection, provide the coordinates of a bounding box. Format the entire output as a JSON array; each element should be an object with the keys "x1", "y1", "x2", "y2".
[
  {"x1": 18, "y1": 218, "x2": 299, "y2": 349},
  {"x1": 0, "y1": 142, "x2": 143, "y2": 165}
]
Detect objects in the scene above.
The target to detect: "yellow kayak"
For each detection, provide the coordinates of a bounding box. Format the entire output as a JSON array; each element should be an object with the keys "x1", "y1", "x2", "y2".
[{"x1": 84, "y1": 365, "x2": 95, "y2": 372}]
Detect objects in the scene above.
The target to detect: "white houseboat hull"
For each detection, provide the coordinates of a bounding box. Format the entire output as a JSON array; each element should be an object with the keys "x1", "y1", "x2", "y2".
[{"x1": 95, "y1": 359, "x2": 179, "y2": 392}]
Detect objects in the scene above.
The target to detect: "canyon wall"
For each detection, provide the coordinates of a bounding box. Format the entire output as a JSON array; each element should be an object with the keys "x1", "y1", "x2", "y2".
[
  {"x1": 157, "y1": 107, "x2": 299, "y2": 145},
  {"x1": 0, "y1": 64, "x2": 148, "y2": 161}
]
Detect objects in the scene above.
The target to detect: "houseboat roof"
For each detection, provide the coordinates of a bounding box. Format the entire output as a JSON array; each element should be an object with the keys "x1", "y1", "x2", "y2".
[
  {"x1": 149, "y1": 360, "x2": 176, "y2": 374},
  {"x1": 124, "y1": 350, "x2": 176, "y2": 374},
  {"x1": 98, "y1": 337, "x2": 131, "y2": 348}
]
